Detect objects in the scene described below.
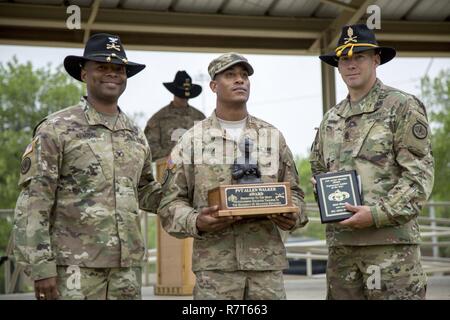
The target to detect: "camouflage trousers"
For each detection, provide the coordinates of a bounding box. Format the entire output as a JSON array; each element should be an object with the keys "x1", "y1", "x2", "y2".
[
  {"x1": 327, "y1": 244, "x2": 427, "y2": 300},
  {"x1": 56, "y1": 266, "x2": 142, "y2": 300},
  {"x1": 194, "y1": 270, "x2": 286, "y2": 300}
]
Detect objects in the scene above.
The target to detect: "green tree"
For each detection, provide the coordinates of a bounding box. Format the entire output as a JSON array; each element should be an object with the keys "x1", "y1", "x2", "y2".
[
  {"x1": 293, "y1": 154, "x2": 326, "y2": 240},
  {"x1": 0, "y1": 56, "x2": 84, "y2": 208},
  {"x1": 0, "y1": 56, "x2": 83, "y2": 293},
  {"x1": 420, "y1": 68, "x2": 450, "y2": 202},
  {"x1": 295, "y1": 155, "x2": 315, "y2": 203},
  {"x1": 420, "y1": 69, "x2": 449, "y2": 257}
]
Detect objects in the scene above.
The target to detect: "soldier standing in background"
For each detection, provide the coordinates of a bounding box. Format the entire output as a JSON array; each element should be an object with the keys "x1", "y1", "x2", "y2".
[
  {"x1": 144, "y1": 70, "x2": 205, "y2": 161},
  {"x1": 158, "y1": 52, "x2": 308, "y2": 299},
  {"x1": 13, "y1": 33, "x2": 161, "y2": 300},
  {"x1": 310, "y1": 24, "x2": 434, "y2": 299}
]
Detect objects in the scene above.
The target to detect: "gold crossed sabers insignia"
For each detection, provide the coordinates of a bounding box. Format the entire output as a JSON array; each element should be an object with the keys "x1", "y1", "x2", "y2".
[
  {"x1": 183, "y1": 78, "x2": 191, "y2": 96},
  {"x1": 344, "y1": 27, "x2": 357, "y2": 44},
  {"x1": 183, "y1": 78, "x2": 191, "y2": 89},
  {"x1": 106, "y1": 43, "x2": 121, "y2": 51}
]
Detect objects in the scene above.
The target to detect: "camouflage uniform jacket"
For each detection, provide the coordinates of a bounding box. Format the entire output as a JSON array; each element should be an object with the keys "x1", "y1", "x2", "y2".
[
  {"x1": 310, "y1": 79, "x2": 434, "y2": 246},
  {"x1": 14, "y1": 97, "x2": 162, "y2": 281},
  {"x1": 158, "y1": 111, "x2": 308, "y2": 272},
  {"x1": 144, "y1": 102, "x2": 205, "y2": 160}
]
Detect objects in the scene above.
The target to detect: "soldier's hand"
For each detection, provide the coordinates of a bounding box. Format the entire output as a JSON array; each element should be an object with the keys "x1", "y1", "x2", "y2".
[
  {"x1": 268, "y1": 209, "x2": 299, "y2": 231},
  {"x1": 339, "y1": 203, "x2": 374, "y2": 229},
  {"x1": 196, "y1": 205, "x2": 241, "y2": 233},
  {"x1": 35, "y1": 276, "x2": 59, "y2": 300},
  {"x1": 310, "y1": 177, "x2": 317, "y2": 193}
]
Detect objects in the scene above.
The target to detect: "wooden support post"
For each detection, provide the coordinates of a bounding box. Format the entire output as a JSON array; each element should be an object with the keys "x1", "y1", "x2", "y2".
[{"x1": 154, "y1": 157, "x2": 195, "y2": 295}]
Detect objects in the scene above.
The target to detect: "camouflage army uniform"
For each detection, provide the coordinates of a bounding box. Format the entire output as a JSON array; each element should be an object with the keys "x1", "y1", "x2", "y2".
[
  {"x1": 14, "y1": 97, "x2": 161, "y2": 299},
  {"x1": 144, "y1": 103, "x2": 205, "y2": 160},
  {"x1": 310, "y1": 79, "x2": 434, "y2": 299},
  {"x1": 158, "y1": 111, "x2": 308, "y2": 299}
]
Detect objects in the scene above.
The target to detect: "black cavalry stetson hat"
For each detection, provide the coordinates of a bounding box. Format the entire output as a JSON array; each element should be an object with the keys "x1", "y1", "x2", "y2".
[
  {"x1": 319, "y1": 24, "x2": 396, "y2": 67},
  {"x1": 163, "y1": 71, "x2": 202, "y2": 99},
  {"x1": 64, "y1": 33, "x2": 145, "y2": 81}
]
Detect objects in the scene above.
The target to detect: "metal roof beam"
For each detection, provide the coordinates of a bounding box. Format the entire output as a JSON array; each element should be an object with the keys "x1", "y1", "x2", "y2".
[
  {"x1": 319, "y1": 0, "x2": 358, "y2": 12},
  {"x1": 264, "y1": 0, "x2": 280, "y2": 16},
  {"x1": 0, "y1": 2, "x2": 449, "y2": 56},
  {"x1": 83, "y1": 0, "x2": 101, "y2": 43},
  {"x1": 2, "y1": 3, "x2": 449, "y2": 43},
  {"x1": 312, "y1": 0, "x2": 374, "y2": 52},
  {"x1": 0, "y1": 2, "x2": 325, "y2": 39},
  {"x1": 376, "y1": 21, "x2": 450, "y2": 43},
  {"x1": 0, "y1": 26, "x2": 316, "y2": 54}
]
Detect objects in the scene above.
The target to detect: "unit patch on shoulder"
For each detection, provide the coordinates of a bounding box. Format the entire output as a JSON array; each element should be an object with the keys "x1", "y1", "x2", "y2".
[
  {"x1": 412, "y1": 121, "x2": 428, "y2": 139},
  {"x1": 22, "y1": 137, "x2": 38, "y2": 159},
  {"x1": 20, "y1": 157, "x2": 32, "y2": 174}
]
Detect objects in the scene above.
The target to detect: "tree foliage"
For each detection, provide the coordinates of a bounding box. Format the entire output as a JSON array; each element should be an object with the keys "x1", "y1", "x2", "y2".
[
  {"x1": 0, "y1": 56, "x2": 84, "y2": 209},
  {"x1": 420, "y1": 68, "x2": 450, "y2": 201},
  {"x1": 295, "y1": 155, "x2": 315, "y2": 203}
]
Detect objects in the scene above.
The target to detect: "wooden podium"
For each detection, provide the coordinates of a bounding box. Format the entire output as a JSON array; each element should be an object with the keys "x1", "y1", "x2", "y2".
[{"x1": 154, "y1": 157, "x2": 196, "y2": 295}]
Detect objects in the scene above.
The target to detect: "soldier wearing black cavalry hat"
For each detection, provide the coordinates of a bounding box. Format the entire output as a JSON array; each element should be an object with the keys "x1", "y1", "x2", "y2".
[
  {"x1": 310, "y1": 24, "x2": 434, "y2": 300},
  {"x1": 144, "y1": 70, "x2": 205, "y2": 161},
  {"x1": 14, "y1": 33, "x2": 161, "y2": 300}
]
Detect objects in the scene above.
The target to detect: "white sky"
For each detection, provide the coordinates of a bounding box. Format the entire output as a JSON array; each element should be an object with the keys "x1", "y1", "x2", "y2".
[{"x1": 1, "y1": 44, "x2": 449, "y2": 157}]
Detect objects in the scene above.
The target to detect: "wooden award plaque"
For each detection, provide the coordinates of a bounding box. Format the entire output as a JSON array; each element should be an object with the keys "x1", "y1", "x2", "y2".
[
  {"x1": 314, "y1": 170, "x2": 362, "y2": 223},
  {"x1": 208, "y1": 182, "x2": 299, "y2": 217}
]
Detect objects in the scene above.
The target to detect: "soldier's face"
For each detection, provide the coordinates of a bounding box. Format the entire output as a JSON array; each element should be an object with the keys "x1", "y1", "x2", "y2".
[
  {"x1": 338, "y1": 51, "x2": 380, "y2": 91},
  {"x1": 81, "y1": 61, "x2": 127, "y2": 102},
  {"x1": 210, "y1": 65, "x2": 250, "y2": 104}
]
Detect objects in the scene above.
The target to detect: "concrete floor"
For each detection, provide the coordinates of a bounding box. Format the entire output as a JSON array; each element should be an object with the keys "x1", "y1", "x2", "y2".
[{"x1": 1, "y1": 275, "x2": 449, "y2": 300}]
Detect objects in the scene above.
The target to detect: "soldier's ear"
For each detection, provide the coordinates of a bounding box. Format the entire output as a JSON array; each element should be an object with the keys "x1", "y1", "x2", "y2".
[
  {"x1": 210, "y1": 80, "x2": 217, "y2": 93},
  {"x1": 374, "y1": 53, "x2": 381, "y2": 67},
  {"x1": 81, "y1": 67, "x2": 87, "y2": 83}
]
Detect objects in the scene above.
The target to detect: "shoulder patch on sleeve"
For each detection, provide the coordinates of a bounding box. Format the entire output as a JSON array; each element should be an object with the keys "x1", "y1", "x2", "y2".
[
  {"x1": 412, "y1": 121, "x2": 428, "y2": 140},
  {"x1": 403, "y1": 111, "x2": 431, "y2": 157},
  {"x1": 18, "y1": 136, "x2": 40, "y2": 186},
  {"x1": 22, "y1": 136, "x2": 39, "y2": 159},
  {"x1": 20, "y1": 157, "x2": 32, "y2": 174}
]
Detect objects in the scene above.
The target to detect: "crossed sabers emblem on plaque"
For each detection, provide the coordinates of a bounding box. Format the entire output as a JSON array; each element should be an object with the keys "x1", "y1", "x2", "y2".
[
  {"x1": 275, "y1": 193, "x2": 285, "y2": 201},
  {"x1": 106, "y1": 37, "x2": 121, "y2": 51}
]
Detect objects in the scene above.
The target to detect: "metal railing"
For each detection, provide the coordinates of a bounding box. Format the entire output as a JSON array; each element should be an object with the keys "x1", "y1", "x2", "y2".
[
  {"x1": 2, "y1": 202, "x2": 450, "y2": 293},
  {"x1": 0, "y1": 209, "x2": 18, "y2": 293},
  {"x1": 286, "y1": 201, "x2": 450, "y2": 277}
]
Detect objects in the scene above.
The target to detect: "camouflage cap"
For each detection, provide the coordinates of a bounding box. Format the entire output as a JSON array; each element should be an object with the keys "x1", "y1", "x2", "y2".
[{"x1": 208, "y1": 52, "x2": 254, "y2": 79}]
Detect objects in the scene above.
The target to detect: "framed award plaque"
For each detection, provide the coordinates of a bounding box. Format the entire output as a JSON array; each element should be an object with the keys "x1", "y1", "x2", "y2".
[
  {"x1": 208, "y1": 182, "x2": 299, "y2": 217},
  {"x1": 314, "y1": 170, "x2": 362, "y2": 223}
]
